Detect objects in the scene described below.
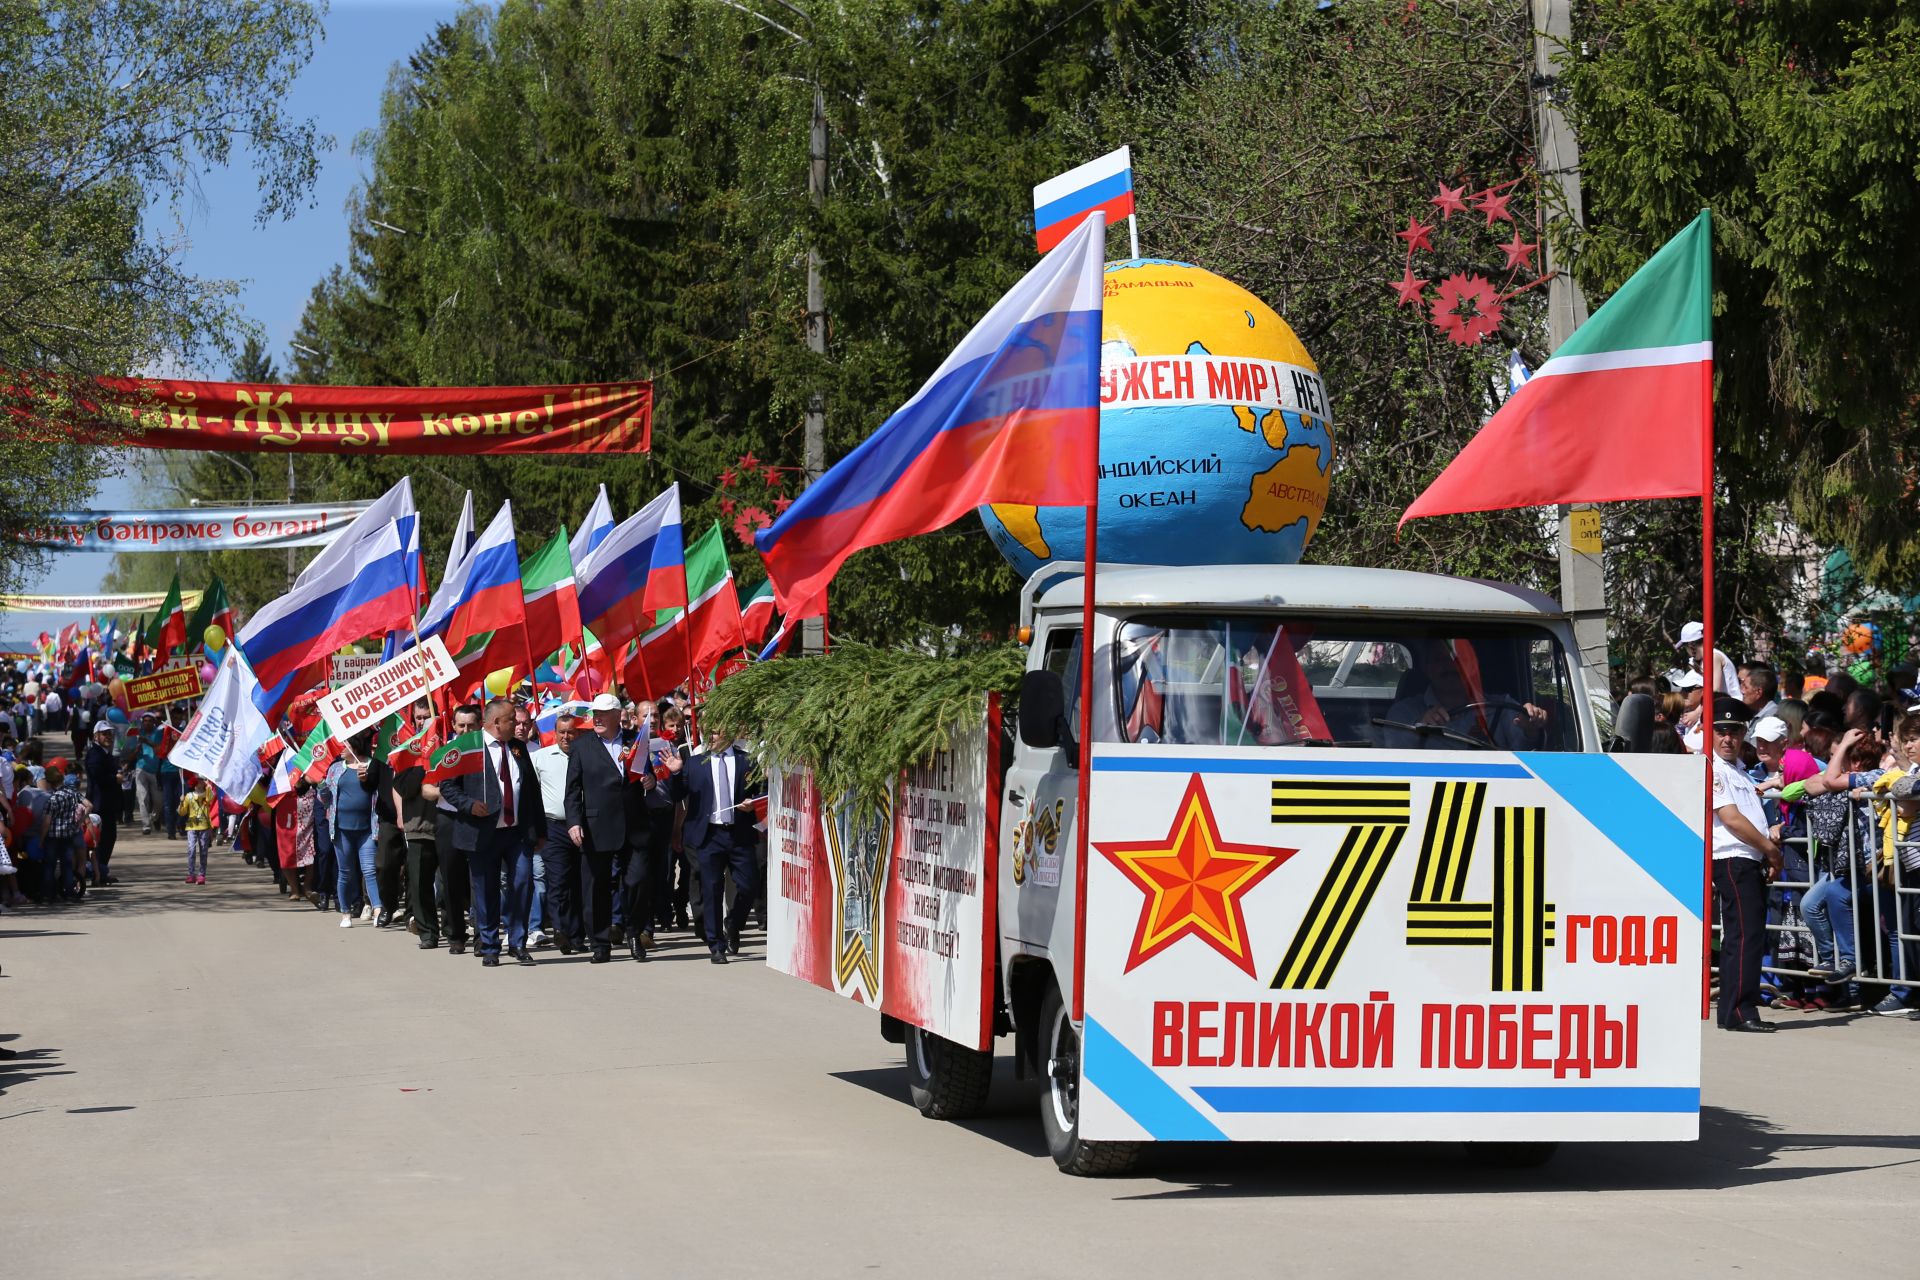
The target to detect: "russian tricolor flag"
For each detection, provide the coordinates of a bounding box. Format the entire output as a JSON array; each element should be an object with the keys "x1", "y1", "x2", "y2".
[
  {"x1": 569, "y1": 483, "x2": 615, "y2": 569},
  {"x1": 1033, "y1": 146, "x2": 1132, "y2": 253},
  {"x1": 421, "y1": 502, "x2": 525, "y2": 650},
  {"x1": 237, "y1": 478, "x2": 421, "y2": 722},
  {"x1": 576, "y1": 484, "x2": 688, "y2": 653},
  {"x1": 756, "y1": 214, "x2": 1107, "y2": 614}
]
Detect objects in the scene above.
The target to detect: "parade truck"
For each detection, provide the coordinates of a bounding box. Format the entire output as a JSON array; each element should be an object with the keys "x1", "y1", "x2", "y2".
[{"x1": 759, "y1": 562, "x2": 1705, "y2": 1176}]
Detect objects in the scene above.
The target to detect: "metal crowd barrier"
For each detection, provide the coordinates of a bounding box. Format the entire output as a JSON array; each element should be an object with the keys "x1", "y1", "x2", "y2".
[{"x1": 1724, "y1": 791, "x2": 1920, "y2": 996}]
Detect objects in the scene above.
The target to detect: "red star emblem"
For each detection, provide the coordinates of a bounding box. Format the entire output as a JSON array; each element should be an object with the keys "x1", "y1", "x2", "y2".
[
  {"x1": 1097, "y1": 774, "x2": 1294, "y2": 977},
  {"x1": 1391, "y1": 268, "x2": 1426, "y2": 307},
  {"x1": 1395, "y1": 215, "x2": 1435, "y2": 253},
  {"x1": 1474, "y1": 187, "x2": 1514, "y2": 226},
  {"x1": 1429, "y1": 182, "x2": 1469, "y2": 220},
  {"x1": 762, "y1": 464, "x2": 783, "y2": 486},
  {"x1": 737, "y1": 451, "x2": 762, "y2": 472},
  {"x1": 1499, "y1": 231, "x2": 1539, "y2": 271},
  {"x1": 772, "y1": 495, "x2": 793, "y2": 515},
  {"x1": 718, "y1": 467, "x2": 737, "y2": 488}
]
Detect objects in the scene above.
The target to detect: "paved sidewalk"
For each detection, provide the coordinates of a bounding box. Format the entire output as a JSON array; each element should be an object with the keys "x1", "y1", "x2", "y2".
[{"x1": 3, "y1": 822, "x2": 1917, "y2": 1278}]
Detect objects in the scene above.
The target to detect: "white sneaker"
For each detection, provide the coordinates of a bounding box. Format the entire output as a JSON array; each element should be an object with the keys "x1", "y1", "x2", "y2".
[
  {"x1": 529, "y1": 929, "x2": 548, "y2": 948},
  {"x1": 359, "y1": 904, "x2": 373, "y2": 921},
  {"x1": 338, "y1": 914, "x2": 353, "y2": 928}
]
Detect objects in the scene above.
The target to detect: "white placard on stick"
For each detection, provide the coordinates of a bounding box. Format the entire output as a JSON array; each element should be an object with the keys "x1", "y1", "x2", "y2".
[{"x1": 318, "y1": 635, "x2": 458, "y2": 742}]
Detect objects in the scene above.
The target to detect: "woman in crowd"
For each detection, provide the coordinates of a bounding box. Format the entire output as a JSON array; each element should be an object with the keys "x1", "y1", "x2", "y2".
[{"x1": 330, "y1": 729, "x2": 384, "y2": 929}]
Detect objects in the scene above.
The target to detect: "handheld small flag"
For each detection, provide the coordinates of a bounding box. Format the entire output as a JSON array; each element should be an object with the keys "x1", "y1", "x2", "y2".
[
  {"x1": 425, "y1": 730, "x2": 487, "y2": 784},
  {"x1": 1033, "y1": 146, "x2": 1133, "y2": 254}
]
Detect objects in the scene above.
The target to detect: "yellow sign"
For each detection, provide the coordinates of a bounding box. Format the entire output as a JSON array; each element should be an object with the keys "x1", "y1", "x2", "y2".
[{"x1": 1569, "y1": 507, "x2": 1603, "y2": 555}]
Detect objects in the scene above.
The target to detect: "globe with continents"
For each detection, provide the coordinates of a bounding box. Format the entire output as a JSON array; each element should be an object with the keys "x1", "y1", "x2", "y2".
[{"x1": 979, "y1": 258, "x2": 1334, "y2": 577}]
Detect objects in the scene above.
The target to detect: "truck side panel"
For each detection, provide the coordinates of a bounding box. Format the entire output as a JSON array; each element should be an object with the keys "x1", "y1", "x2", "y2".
[{"x1": 764, "y1": 699, "x2": 1001, "y2": 1052}]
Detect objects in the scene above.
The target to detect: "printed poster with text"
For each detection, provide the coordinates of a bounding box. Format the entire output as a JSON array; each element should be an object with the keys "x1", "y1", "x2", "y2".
[
  {"x1": 766, "y1": 697, "x2": 1000, "y2": 1051},
  {"x1": 1080, "y1": 746, "x2": 1705, "y2": 1143}
]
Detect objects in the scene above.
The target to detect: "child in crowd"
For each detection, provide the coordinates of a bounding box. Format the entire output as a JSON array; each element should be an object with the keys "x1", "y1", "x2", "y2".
[{"x1": 179, "y1": 777, "x2": 214, "y2": 885}]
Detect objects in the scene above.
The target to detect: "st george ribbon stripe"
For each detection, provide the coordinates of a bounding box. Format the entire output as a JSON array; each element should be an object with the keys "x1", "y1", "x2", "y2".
[{"x1": 1270, "y1": 823, "x2": 1403, "y2": 990}]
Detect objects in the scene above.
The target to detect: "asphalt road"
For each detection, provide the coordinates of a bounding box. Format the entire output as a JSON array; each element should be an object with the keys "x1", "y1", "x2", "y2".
[{"x1": 4, "y1": 822, "x2": 1917, "y2": 1278}]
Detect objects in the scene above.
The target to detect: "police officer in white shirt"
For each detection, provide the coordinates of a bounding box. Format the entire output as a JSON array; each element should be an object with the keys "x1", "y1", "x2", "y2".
[{"x1": 1709, "y1": 696, "x2": 1782, "y2": 1032}]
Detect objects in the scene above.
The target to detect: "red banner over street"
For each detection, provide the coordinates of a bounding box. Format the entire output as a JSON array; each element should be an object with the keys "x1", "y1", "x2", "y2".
[{"x1": 76, "y1": 378, "x2": 651, "y2": 456}]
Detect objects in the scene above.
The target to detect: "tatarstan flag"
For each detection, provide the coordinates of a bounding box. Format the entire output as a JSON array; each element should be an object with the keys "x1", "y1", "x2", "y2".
[
  {"x1": 521, "y1": 524, "x2": 581, "y2": 666},
  {"x1": 627, "y1": 521, "x2": 743, "y2": 699},
  {"x1": 1401, "y1": 209, "x2": 1712, "y2": 525},
  {"x1": 150, "y1": 572, "x2": 188, "y2": 655},
  {"x1": 190, "y1": 575, "x2": 236, "y2": 646},
  {"x1": 739, "y1": 579, "x2": 775, "y2": 645},
  {"x1": 426, "y1": 730, "x2": 486, "y2": 784}
]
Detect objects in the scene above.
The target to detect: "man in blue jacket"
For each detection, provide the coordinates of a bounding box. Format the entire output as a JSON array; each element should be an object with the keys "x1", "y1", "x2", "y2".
[{"x1": 666, "y1": 732, "x2": 763, "y2": 965}]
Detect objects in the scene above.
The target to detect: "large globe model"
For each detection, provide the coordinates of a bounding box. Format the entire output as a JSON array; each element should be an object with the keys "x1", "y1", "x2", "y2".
[{"x1": 979, "y1": 258, "x2": 1334, "y2": 577}]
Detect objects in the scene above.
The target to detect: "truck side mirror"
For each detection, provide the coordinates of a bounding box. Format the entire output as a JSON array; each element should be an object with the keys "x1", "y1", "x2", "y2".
[
  {"x1": 1609, "y1": 693, "x2": 1655, "y2": 753},
  {"x1": 1018, "y1": 670, "x2": 1066, "y2": 750}
]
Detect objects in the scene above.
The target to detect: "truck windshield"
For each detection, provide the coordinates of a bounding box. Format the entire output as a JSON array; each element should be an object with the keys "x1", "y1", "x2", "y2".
[{"x1": 1111, "y1": 615, "x2": 1581, "y2": 751}]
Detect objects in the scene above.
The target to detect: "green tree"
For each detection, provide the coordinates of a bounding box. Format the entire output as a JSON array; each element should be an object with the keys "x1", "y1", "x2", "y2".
[
  {"x1": 1565, "y1": 0, "x2": 1920, "y2": 596},
  {"x1": 0, "y1": 0, "x2": 326, "y2": 592},
  {"x1": 291, "y1": 0, "x2": 1186, "y2": 649}
]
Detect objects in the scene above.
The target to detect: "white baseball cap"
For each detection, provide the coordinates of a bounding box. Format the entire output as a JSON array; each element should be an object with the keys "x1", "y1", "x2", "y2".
[
  {"x1": 1676, "y1": 621, "x2": 1704, "y2": 646},
  {"x1": 1751, "y1": 715, "x2": 1789, "y2": 743},
  {"x1": 589, "y1": 693, "x2": 621, "y2": 713},
  {"x1": 1670, "y1": 669, "x2": 1705, "y2": 690}
]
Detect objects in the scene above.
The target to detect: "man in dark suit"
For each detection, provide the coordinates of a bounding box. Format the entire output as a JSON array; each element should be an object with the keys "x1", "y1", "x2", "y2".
[
  {"x1": 441, "y1": 697, "x2": 547, "y2": 967},
  {"x1": 565, "y1": 693, "x2": 655, "y2": 963},
  {"x1": 666, "y1": 733, "x2": 763, "y2": 964},
  {"x1": 83, "y1": 722, "x2": 121, "y2": 880}
]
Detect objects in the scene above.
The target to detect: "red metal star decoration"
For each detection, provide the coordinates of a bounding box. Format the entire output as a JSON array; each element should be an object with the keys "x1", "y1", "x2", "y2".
[
  {"x1": 1396, "y1": 215, "x2": 1436, "y2": 253},
  {"x1": 1430, "y1": 273, "x2": 1506, "y2": 346},
  {"x1": 1096, "y1": 773, "x2": 1294, "y2": 977},
  {"x1": 1392, "y1": 267, "x2": 1426, "y2": 308},
  {"x1": 1499, "y1": 231, "x2": 1539, "y2": 272},
  {"x1": 719, "y1": 497, "x2": 736, "y2": 516},
  {"x1": 762, "y1": 464, "x2": 783, "y2": 487},
  {"x1": 718, "y1": 467, "x2": 737, "y2": 489},
  {"x1": 1430, "y1": 181, "x2": 1469, "y2": 220},
  {"x1": 772, "y1": 495, "x2": 793, "y2": 515},
  {"x1": 1473, "y1": 186, "x2": 1514, "y2": 226},
  {"x1": 737, "y1": 451, "x2": 761, "y2": 472}
]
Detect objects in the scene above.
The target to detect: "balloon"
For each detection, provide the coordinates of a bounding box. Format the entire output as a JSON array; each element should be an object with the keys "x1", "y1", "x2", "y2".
[
  {"x1": 199, "y1": 662, "x2": 216, "y2": 682},
  {"x1": 572, "y1": 667, "x2": 606, "y2": 698},
  {"x1": 484, "y1": 668, "x2": 514, "y2": 698},
  {"x1": 204, "y1": 624, "x2": 226, "y2": 650},
  {"x1": 106, "y1": 707, "x2": 128, "y2": 724},
  {"x1": 1844, "y1": 623, "x2": 1874, "y2": 654},
  {"x1": 107, "y1": 678, "x2": 124, "y2": 698},
  {"x1": 204, "y1": 644, "x2": 225, "y2": 668}
]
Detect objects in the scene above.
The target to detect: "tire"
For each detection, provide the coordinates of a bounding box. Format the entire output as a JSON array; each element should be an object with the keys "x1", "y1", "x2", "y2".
[
  {"x1": 1038, "y1": 985, "x2": 1142, "y2": 1176},
  {"x1": 904, "y1": 1024, "x2": 993, "y2": 1120}
]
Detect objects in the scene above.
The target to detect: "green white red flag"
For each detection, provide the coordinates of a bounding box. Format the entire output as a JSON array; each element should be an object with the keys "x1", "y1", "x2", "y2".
[
  {"x1": 426, "y1": 730, "x2": 486, "y2": 783},
  {"x1": 150, "y1": 573, "x2": 188, "y2": 655},
  {"x1": 521, "y1": 524, "x2": 581, "y2": 666},
  {"x1": 626, "y1": 521, "x2": 744, "y2": 700},
  {"x1": 1401, "y1": 209, "x2": 1712, "y2": 524},
  {"x1": 739, "y1": 579, "x2": 775, "y2": 645}
]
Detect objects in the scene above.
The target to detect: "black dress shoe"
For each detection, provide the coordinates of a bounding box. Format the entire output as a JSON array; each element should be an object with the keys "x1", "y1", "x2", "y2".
[
  {"x1": 481, "y1": 954, "x2": 500, "y2": 967},
  {"x1": 512, "y1": 947, "x2": 536, "y2": 966},
  {"x1": 726, "y1": 928, "x2": 741, "y2": 956},
  {"x1": 449, "y1": 940, "x2": 467, "y2": 956},
  {"x1": 590, "y1": 948, "x2": 611, "y2": 964},
  {"x1": 628, "y1": 937, "x2": 648, "y2": 962},
  {"x1": 418, "y1": 935, "x2": 438, "y2": 950},
  {"x1": 557, "y1": 938, "x2": 575, "y2": 956},
  {"x1": 1726, "y1": 1018, "x2": 1776, "y2": 1033},
  {"x1": 610, "y1": 923, "x2": 625, "y2": 945},
  {"x1": 376, "y1": 909, "x2": 393, "y2": 929},
  {"x1": 709, "y1": 949, "x2": 729, "y2": 965}
]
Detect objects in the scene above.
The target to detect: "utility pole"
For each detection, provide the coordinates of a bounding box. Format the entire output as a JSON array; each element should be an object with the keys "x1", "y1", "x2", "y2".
[
  {"x1": 802, "y1": 81, "x2": 827, "y2": 655},
  {"x1": 286, "y1": 454, "x2": 297, "y2": 593},
  {"x1": 1532, "y1": 0, "x2": 1610, "y2": 697}
]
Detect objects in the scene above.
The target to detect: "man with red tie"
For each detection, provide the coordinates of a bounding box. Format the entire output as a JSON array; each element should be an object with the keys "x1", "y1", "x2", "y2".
[{"x1": 442, "y1": 697, "x2": 547, "y2": 967}]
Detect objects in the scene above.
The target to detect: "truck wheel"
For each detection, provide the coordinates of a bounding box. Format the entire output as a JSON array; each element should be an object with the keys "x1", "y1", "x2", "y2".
[
  {"x1": 904, "y1": 1024, "x2": 993, "y2": 1120},
  {"x1": 1038, "y1": 986, "x2": 1142, "y2": 1176}
]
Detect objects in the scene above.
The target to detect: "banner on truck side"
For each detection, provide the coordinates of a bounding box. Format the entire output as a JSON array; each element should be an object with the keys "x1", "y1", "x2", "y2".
[
  {"x1": 765, "y1": 696, "x2": 1001, "y2": 1051},
  {"x1": 1077, "y1": 746, "x2": 1705, "y2": 1144},
  {"x1": 318, "y1": 635, "x2": 458, "y2": 742}
]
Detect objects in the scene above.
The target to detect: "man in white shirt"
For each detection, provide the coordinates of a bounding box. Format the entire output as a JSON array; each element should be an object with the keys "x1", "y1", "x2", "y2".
[
  {"x1": 530, "y1": 711, "x2": 585, "y2": 954},
  {"x1": 1709, "y1": 696, "x2": 1782, "y2": 1032}
]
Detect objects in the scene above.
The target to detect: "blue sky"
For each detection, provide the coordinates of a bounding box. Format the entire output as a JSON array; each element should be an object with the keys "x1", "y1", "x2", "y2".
[{"x1": 6, "y1": 0, "x2": 462, "y2": 633}]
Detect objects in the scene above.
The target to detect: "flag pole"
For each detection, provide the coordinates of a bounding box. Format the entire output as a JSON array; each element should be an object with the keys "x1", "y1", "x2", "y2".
[
  {"x1": 1699, "y1": 322, "x2": 1716, "y2": 1023},
  {"x1": 1071, "y1": 211, "x2": 1107, "y2": 1026}
]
